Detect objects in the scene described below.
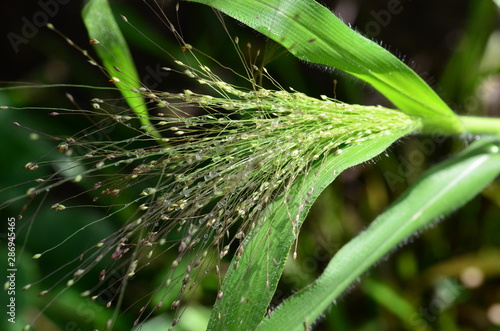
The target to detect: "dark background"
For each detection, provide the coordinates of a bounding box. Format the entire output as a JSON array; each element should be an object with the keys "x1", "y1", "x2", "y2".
[{"x1": 1, "y1": 1, "x2": 500, "y2": 330}]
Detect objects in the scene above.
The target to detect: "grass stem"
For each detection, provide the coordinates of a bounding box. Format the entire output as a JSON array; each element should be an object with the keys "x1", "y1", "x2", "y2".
[{"x1": 460, "y1": 116, "x2": 500, "y2": 136}]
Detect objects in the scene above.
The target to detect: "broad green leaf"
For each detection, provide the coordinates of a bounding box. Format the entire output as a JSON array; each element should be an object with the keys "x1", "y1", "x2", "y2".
[
  {"x1": 82, "y1": 0, "x2": 160, "y2": 139},
  {"x1": 208, "y1": 128, "x2": 415, "y2": 330},
  {"x1": 256, "y1": 137, "x2": 500, "y2": 331},
  {"x1": 188, "y1": 0, "x2": 464, "y2": 134}
]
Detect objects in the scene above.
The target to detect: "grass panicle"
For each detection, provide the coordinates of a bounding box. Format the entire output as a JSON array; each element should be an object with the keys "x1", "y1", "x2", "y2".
[{"x1": 6, "y1": 51, "x2": 417, "y2": 328}]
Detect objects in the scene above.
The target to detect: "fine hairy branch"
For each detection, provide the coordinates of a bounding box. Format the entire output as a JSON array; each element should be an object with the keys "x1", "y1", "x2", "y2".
[{"x1": 1, "y1": 0, "x2": 499, "y2": 331}]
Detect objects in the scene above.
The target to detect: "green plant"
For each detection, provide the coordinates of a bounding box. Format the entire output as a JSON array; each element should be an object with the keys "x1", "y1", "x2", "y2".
[{"x1": 1, "y1": 0, "x2": 499, "y2": 331}]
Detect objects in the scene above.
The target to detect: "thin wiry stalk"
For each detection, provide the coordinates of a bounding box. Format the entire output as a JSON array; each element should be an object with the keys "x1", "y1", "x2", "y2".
[{"x1": 1, "y1": 4, "x2": 418, "y2": 330}]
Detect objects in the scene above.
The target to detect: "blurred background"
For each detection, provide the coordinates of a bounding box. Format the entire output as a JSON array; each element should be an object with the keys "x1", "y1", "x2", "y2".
[{"x1": 1, "y1": 0, "x2": 500, "y2": 330}]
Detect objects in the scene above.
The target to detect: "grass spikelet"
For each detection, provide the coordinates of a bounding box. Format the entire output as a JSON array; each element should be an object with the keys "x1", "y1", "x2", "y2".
[
  {"x1": 0, "y1": 3, "x2": 419, "y2": 330},
  {"x1": 7, "y1": 70, "x2": 415, "y2": 328}
]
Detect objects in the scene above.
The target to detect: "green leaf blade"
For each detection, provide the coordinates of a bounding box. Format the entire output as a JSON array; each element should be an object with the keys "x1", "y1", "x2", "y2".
[
  {"x1": 256, "y1": 138, "x2": 500, "y2": 330},
  {"x1": 208, "y1": 128, "x2": 415, "y2": 331},
  {"x1": 82, "y1": 0, "x2": 160, "y2": 139},
  {"x1": 188, "y1": 0, "x2": 464, "y2": 134}
]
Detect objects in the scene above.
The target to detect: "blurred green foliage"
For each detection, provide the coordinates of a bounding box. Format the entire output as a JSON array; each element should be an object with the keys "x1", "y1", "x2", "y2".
[{"x1": 1, "y1": 1, "x2": 499, "y2": 330}]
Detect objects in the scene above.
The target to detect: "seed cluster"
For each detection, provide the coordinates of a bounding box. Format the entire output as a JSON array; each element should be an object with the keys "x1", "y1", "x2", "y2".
[{"x1": 8, "y1": 38, "x2": 417, "y2": 331}]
